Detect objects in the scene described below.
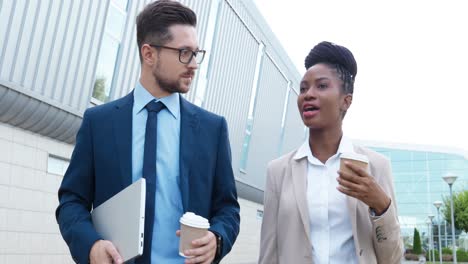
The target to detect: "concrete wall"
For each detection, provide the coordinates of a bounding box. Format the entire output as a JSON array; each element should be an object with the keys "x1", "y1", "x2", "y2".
[{"x1": 0, "y1": 122, "x2": 74, "y2": 263}]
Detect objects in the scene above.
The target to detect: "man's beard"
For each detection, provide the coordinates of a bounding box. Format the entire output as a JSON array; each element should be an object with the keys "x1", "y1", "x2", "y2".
[{"x1": 152, "y1": 62, "x2": 192, "y2": 94}]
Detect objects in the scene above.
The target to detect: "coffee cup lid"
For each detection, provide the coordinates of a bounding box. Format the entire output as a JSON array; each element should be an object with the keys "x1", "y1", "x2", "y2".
[
  {"x1": 180, "y1": 212, "x2": 210, "y2": 229},
  {"x1": 340, "y1": 152, "x2": 369, "y2": 163}
]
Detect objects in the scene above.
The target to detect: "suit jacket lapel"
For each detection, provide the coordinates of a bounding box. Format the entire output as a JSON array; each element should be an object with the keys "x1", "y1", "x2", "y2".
[
  {"x1": 113, "y1": 92, "x2": 134, "y2": 187},
  {"x1": 347, "y1": 146, "x2": 369, "y2": 255},
  {"x1": 291, "y1": 157, "x2": 312, "y2": 245},
  {"x1": 179, "y1": 96, "x2": 198, "y2": 211}
]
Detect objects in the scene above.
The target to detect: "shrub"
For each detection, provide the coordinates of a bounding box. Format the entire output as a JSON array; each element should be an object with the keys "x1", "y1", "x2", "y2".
[
  {"x1": 413, "y1": 228, "x2": 422, "y2": 254},
  {"x1": 442, "y1": 247, "x2": 452, "y2": 255},
  {"x1": 458, "y1": 249, "x2": 468, "y2": 262},
  {"x1": 426, "y1": 250, "x2": 441, "y2": 261}
]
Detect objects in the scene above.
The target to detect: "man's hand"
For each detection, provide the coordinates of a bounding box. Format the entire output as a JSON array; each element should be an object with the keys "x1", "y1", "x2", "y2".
[
  {"x1": 176, "y1": 230, "x2": 217, "y2": 264},
  {"x1": 337, "y1": 161, "x2": 391, "y2": 215},
  {"x1": 89, "y1": 240, "x2": 123, "y2": 264}
]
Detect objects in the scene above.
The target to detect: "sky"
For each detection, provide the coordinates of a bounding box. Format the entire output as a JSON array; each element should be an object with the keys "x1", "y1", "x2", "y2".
[{"x1": 252, "y1": 0, "x2": 468, "y2": 153}]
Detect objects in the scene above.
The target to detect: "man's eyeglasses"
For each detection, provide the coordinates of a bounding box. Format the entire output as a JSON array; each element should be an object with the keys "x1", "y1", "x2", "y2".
[{"x1": 149, "y1": 44, "x2": 206, "y2": 65}]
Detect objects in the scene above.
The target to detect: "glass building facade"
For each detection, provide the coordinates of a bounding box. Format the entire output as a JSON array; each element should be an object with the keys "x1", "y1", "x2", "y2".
[{"x1": 369, "y1": 145, "x2": 468, "y2": 245}]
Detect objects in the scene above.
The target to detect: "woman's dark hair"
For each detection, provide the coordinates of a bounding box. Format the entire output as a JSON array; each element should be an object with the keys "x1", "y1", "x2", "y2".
[
  {"x1": 304, "y1": 41, "x2": 357, "y2": 94},
  {"x1": 136, "y1": 0, "x2": 197, "y2": 61}
]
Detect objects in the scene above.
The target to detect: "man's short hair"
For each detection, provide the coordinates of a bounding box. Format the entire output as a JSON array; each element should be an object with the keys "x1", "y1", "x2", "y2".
[{"x1": 136, "y1": 0, "x2": 197, "y2": 61}]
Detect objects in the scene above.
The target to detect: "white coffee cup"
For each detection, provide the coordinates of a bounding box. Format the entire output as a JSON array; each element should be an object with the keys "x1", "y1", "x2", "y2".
[{"x1": 179, "y1": 212, "x2": 210, "y2": 258}]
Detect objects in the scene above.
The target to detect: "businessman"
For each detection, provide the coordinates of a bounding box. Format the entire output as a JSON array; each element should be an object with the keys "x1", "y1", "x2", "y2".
[{"x1": 56, "y1": 1, "x2": 240, "y2": 263}]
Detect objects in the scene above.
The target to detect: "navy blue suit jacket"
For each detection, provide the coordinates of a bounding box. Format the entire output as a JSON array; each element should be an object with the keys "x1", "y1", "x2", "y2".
[{"x1": 56, "y1": 92, "x2": 240, "y2": 263}]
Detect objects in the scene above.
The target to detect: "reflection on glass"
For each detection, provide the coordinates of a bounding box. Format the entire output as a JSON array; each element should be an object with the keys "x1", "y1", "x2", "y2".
[
  {"x1": 106, "y1": 4, "x2": 126, "y2": 40},
  {"x1": 368, "y1": 146, "x2": 468, "y2": 240},
  {"x1": 239, "y1": 43, "x2": 264, "y2": 172},
  {"x1": 112, "y1": 0, "x2": 128, "y2": 11},
  {"x1": 93, "y1": 35, "x2": 119, "y2": 102},
  {"x1": 277, "y1": 82, "x2": 290, "y2": 155},
  {"x1": 47, "y1": 155, "x2": 70, "y2": 176},
  {"x1": 92, "y1": 0, "x2": 127, "y2": 103}
]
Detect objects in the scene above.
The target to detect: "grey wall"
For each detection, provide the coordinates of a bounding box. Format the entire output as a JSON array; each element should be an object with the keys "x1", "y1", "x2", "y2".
[
  {"x1": 0, "y1": 0, "x2": 108, "y2": 112},
  {"x1": 0, "y1": 0, "x2": 306, "y2": 199},
  {"x1": 243, "y1": 55, "x2": 289, "y2": 189}
]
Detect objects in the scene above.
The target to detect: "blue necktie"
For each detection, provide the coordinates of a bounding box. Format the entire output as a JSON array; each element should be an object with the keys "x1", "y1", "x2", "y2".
[{"x1": 137, "y1": 100, "x2": 165, "y2": 264}]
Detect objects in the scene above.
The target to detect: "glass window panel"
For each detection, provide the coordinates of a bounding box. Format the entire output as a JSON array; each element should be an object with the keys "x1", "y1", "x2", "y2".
[
  {"x1": 412, "y1": 151, "x2": 427, "y2": 161},
  {"x1": 428, "y1": 159, "x2": 445, "y2": 171},
  {"x1": 427, "y1": 152, "x2": 446, "y2": 160},
  {"x1": 446, "y1": 159, "x2": 466, "y2": 170},
  {"x1": 47, "y1": 155, "x2": 70, "y2": 176},
  {"x1": 239, "y1": 129, "x2": 251, "y2": 172},
  {"x1": 256, "y1": 209, "x2": 263, "y2": 220},
  {"x1": 112, "y1": 0, "x2": 128, "y2": 11},
  {"x1": 239, "y1": 43, "x2": 264, "y2": 171},
  {"x1": 105, "y1": 4, "x2": 126, "y2": 40},
  {"x1": 93, "y1": 35, "x2": 120, "y2": 102},
  {"x1": 391, "y1": 161, "x2": 411, "y2": 173},
  {"x1": 412, "y1": 160, "x2": 427, "y2": 171},
  {"x1": 389, "y1": 150, "x2": 412, "y2": 162}
]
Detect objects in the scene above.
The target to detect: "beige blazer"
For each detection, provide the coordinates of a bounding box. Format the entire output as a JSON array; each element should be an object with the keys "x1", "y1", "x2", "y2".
[{"x1": 259, "y1": 146, "x2": 404, "y2": 264}]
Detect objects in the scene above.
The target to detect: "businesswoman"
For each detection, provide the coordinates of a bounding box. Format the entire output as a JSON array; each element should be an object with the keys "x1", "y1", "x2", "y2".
[{"x1": 259, "y1": 41, "x2": 403, "y2": 264}]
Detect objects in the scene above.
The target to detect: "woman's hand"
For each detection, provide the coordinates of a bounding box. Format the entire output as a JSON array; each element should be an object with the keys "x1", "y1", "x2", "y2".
[{"x1": 337, "y1": 161, "x2": 391, "y2": 215}]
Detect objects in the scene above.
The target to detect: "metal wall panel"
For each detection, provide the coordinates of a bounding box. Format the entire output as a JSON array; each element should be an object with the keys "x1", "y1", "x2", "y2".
[
  {"x1": 180, "y1": 0, "x2": 215, "y2": 103},
  {"x1": 224, "y1": 0, "x2": 302, "y2": 83},
  {"x1": 242, "y1": 55, "x2": 289, "y2": 189},
  {"x1": 281, "y1": 90, "x2": 306, "y2": 155},
  {"x1": 0, "y1": 0, "x2": 306, "y2": 195},
  {"x1": 110, "y1": 0, "x2": 215, "y2": 101},
  {"x1": 61, "y1": 0, "x2": 95, "y2": 106},
  {"x1": 0, "y1": 0, "x2": 108, "y2": 112},
  {"x1": 112, "y1": 0, "x2": 144, "y2": 99},
  {"x1": 201, "y1": 0, "x2": 260, "y2": 175}
]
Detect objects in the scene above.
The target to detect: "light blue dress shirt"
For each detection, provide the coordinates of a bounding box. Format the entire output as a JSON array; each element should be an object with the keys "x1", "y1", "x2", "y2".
[{"x1": 132, "y1": 82, "x2": 185, "y2": 263}]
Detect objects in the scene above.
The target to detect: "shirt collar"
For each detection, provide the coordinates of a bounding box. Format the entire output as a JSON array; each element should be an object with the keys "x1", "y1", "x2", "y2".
[
  {"x1": 133, "y1": 81, "x2": 180, "y2": 119},
  {"x1": 293, "y1": 135, "x2": 355, "y2": 163}
]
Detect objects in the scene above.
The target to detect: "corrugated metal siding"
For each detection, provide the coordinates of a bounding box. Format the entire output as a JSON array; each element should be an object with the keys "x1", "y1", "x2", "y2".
[
  {"x1": 112, "y1": 0, "x2": 144, "y2": 99},
  {"x1": 180, "y1": 0, "x2": 215, "y2": 102},
  {"x1": 111, "y1": 0, "x2": 215, "y2": 101},
  {"x1": 281, "y1": 90, "x2": 306, "y2": 154},
  {"x1": 201, "y1": 0, "x2": 260, "y2": 174},
  {"x1": 243, "y1": 55, "x2": 289, "y2": 188},
  {"x1": 0, "y1": 0, "x2": 108, "y2": 112},
  {"x1": 224, "y1": 0, "x2": 302, "y2": 83},
  {"x1": 0, "y1": 0, "x2": 306, "y2": 194}
]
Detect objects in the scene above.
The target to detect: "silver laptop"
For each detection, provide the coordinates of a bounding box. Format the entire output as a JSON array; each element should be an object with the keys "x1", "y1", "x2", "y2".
[{"x1": 91, "y1": 178, "x2": 146, "y2": 262}]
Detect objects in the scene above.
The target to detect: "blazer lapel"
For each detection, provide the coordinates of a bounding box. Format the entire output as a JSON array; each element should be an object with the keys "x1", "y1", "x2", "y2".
[
  {"x1": 179, "y1": 96, "x2": 199, "y2": 211},
  {"x1": 291, "y1": 157, "x2": 312, "y2": 245},
  {"x1": 347, "y1": 146, "x2": 370, "y2": 256},
  {"x1": 346, "y1": 194, "x2": 359, "y2": 252},
  {"x1": 113, "y1": 92, "x2": 134, "y2": 187}
]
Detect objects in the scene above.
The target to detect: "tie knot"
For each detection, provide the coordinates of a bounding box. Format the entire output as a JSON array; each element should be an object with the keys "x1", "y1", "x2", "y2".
[{"x1": 145, "y1": 100, "x2": 166, "y2": 113}]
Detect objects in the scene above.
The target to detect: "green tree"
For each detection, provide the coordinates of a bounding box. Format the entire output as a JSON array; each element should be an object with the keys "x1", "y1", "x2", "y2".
[
  {"x1": 413, "y1": 228, "x2": 422, "y2": 254},
  {"x1": 442, "y1": 190, "x2": 468, "y2": 233},
  {"x1": 92, "y1": 77, "x2": 108, "y2": 102}
]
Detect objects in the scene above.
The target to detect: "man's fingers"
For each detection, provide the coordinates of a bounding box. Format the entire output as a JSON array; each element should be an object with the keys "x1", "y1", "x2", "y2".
[
  {"x1": 185, "y1": 240, "x2": 215, "y2": 257},
  {"x1": 184, "y1": 244, "x2": 215, "y2": 264},
  {"x1": 105, "y1": 242, "x2": 123, "y2": 264},
  {"x1": 185, "y1": 255, "x2": 206, "y2": 264},
  {"x1": 192, "y1": 231, "x2": 214, "y2": 246}
]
